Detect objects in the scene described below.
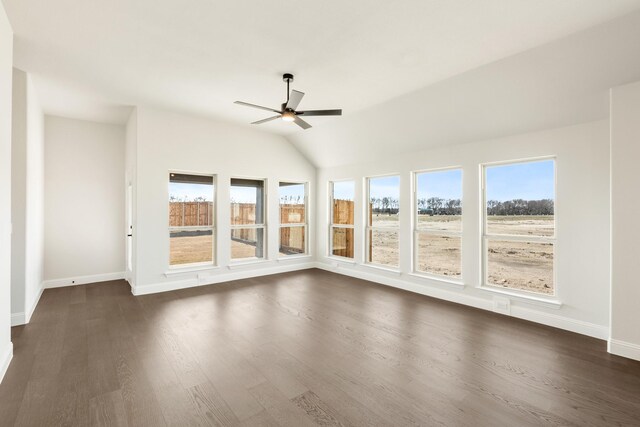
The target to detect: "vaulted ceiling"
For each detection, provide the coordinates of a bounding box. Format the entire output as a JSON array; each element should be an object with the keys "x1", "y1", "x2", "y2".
[{"x1": 4, "y1": 0, "x2": 640, "y2": 166}]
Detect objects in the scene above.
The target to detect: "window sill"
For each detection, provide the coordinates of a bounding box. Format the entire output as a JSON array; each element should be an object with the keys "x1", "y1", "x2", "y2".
[
  {"x1": 227, "y1": 259, "x2": 269, "y2": 270},
  {"x1": 408, "y1": 272, "x2": 465, "y2": 288},
  {"x1": 277, "y1": 254, "x2": 312, "y2": 262},
  {"x1": 164, "y1": 264, "x2": 219, "y2": 277},
  {"x1": 327, "y1": 256, "x2": 357, "y2": 265},
  {"x1": 478, "y1": 285, "x2": 562, "y2": 309},
  {"x1": 362, "y1": 263, "x2": 402, "y2": 275}
]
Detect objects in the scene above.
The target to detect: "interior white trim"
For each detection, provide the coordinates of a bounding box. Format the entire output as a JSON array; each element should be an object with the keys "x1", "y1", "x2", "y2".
[
  {"x1": 11, "y1": 284, "x2": 44, "y2": 326},
  {"x1": 11, "y1": 313, "x2": 25, "y2": 327},
  {"x1": 314, "y1": 262, "x2": 609, "y2": 340},
  {"x1": 608, "y1": 339, "x2": 640, "y2": 361},
  {"x1": 43, "y1": 271, "x2": 125, "y2": 289},
  {"x1": 0, "y1": 342, "x2": 13, "y2": 384},
  {"x1": 131, "y1": 262, "x2": 315, "y2": 296},
  {"x1": 25, "y1": 285, "x2": 44, "y2": 324}
]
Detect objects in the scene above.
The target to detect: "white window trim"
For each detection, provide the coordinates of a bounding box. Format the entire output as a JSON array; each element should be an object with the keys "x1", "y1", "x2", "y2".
[
  {"x1": 480, "y1": 157, "x2": 558, "y2": 301},
  {"x1": 365, "y1": 174, "x2": 401, "y2": 271},
  {"x1": 278, "y1": 181, "x2": 309, "y2": 257},
  {"x1": 328, "y1": 180, "x2": 356, "y2": 260},
  {"x1": 412, "y1": 167, "x2": 463, "y2": 281},
  {"x1": 168, "y1": 172, "x2": 217, "y2": 269},
  {"x1": 230, "y1": 177, "x2": 267, "y2": 262}
]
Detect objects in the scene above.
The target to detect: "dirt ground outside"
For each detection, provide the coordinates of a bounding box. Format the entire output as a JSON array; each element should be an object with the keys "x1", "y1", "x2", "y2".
[
  {"x1": 169, "y1": 214, "x2": 554, "y2": 295},
  {"x1": 170, "y1": 235, "x2": 295, "y2": 265},
  {"x1": 372, "y1": 214, "x2": 554, "y2": 294}
]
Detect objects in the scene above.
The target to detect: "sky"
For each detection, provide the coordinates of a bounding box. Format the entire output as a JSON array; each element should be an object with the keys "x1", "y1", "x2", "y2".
[
  {"x1": 368, "y1": 175, "x2": 400, "y2": 199},
  {"x1": 486, "y1": 159, "x2": 555, "y2": 201},
  {"x1": 417, "y1": 169, "x2": 462, "y2": 200},
  {"x1": 170, "y1": 160, "x2": 554, "y2": 203},
  {"x1": 171, "y1": 182, "x2": 306, "y2": 203},
  {"x1": 333, "y1": 180, "x2": 355, "y2": 201},
  {"x1": 169, "y1": 182, "x2": 213, "y2": 201}
]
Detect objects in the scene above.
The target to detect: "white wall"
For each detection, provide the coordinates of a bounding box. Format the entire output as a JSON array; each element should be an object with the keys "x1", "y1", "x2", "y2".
[
  {"x1": 125, "y1": 108, "x2": 138, "y2": 288},
  {"x1": 316, "y1": 120, "x2": 611, "y2": 339},
  {"x1": 610, "y1": 80, "x2": 640, "y2": 361},
  {"x1": 130, "y1": 107, "x2": 316, "y2": 294},
  {"x1": 10, "y1": 69, "x2": 26, "y2": 323},
  {"x1": 0, "y1": 3, "x2": 13, "y2": 383},
  {"x1": 11, "y1": 68, "x2": 45, "y2": 326},
  {"x1": 44, "y1": 116, "x2": 126, "y2": 285}
]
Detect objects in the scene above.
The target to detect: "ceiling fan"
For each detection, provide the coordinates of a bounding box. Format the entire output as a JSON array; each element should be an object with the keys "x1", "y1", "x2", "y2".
[{"x1": 234, "y1": 73, "x2": 342, "y2": 130}]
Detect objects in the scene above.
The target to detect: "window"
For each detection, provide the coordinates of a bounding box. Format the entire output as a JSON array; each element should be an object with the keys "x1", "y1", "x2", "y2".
[
  {"x1": 483, "y1": 158, "x2": 555, "y2": 295},
  {"x1": 366, "y1": 175, "x2": 400, "y2": 268},
  {"x1": 279, "y1": 182, "x2": 307, "y2": 256},
  {"x1": 329, "y1": 180, "x2": 355, "y2": 259},
  {"x1": 169, "y1": 173, "x2": 215, "y2": 267},
  {"x1": 230, "y1": 178, "x2": 266, "y2": 260},
  {"x1": 414, "y1": 168, "x2": 462, "y2": 279}
]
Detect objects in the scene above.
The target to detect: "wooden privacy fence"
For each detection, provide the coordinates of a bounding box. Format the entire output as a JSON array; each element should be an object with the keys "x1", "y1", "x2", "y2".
[
  {"x1": 332, "y1": 200, "x2": 355, "y2": 258},
  {"x1": 169, "y1": 202, "x2": 213, "y2": 227}
]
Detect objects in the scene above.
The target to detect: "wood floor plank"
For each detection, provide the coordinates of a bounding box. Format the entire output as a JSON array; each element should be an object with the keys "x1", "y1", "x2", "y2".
[
  {"x1": 1, "y1": 270, "x2": 639, "y2": 427},
  {"x1": 89, "y1": 389, "x2": 129, "y2": 427}
]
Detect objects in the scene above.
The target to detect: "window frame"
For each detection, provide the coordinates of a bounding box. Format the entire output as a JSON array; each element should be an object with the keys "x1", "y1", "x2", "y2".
[
  {"x1": 365, "y1": 174, "x2": 401, "y2": 270},
  {"x1": 480, "y1": 156, "x2": 558, "y2": 298},
  {"x1": 230, "y1": 177, "x2": 268, "y2": 262},
  {"x1": 278, "y1": 181, "x2": 309, "y2": 257},
  {"x1": 328, "y1": 179, "x2": 356, "y2": 260},
  {"x1": 412, "y1": 166, "x2": 463, "y2": 282},
  {"x1": 168, "y1": 171, "x2": 217, "y2": 269}
]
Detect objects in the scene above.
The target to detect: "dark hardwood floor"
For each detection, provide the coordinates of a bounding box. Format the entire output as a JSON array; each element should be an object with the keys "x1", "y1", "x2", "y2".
[{"x1": 1, "y1": 269, "x2": 639, "y2": 426}]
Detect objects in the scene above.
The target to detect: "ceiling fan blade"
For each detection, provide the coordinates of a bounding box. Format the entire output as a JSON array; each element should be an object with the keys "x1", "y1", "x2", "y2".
[
  {"x1": 297, "y1": 109, "x2": 342, "y2": 117},
  {"x1": 234, "y1": 101, "x2": 281, "y2": 113},
  {"x1": 286, "y1": 90, "x2": 305, "y2": 110},
  {"x1": 251, "y1": 115, "x2": 281, "y2": 125},
  {"x1": 293, "y1": 115, "x2": 312, "y2": 130}
]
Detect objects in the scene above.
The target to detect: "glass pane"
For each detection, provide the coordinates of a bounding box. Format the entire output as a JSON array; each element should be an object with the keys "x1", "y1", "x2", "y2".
[
  {"x1": 416, "y1": 233, "x2": 461, "y2": 278},
  {"x1": 368, "y1": 229, "x2": 399, "y2": 268},
  {"x1": 170, "y1": 229, "x2": 213, "y2": 265},
  {"x1": 416, "y1": 169, "x2": 461, "y2": 232},
  {"x1": 169, "y1": 174, "x2": 214, "y2": 227},
  {"x1": 487, "y1": 240, "x2": 554, "y2": 294},
  {"x1": 231, "y1": 228, "x2": 265, "y2": 260},
  {"x1": 280, "y1": 182, "x2": 306, "y2": 224},
  {"x1": 331, "y1": 227, "x2": 354, "y2": 258},
  {"x1": 332, "y1": 181, "x2": 354, "y2": 225},
  {"x1": 280, "y1": 226, "x2": 305, "y2": 256},
  {"x1": 486, "y1": 160, "x2": 555, "y2": 237},
  {"x1": 369, "y1": 176, "x2": 400, "y2": 227},
  {"x1": 230, "y1": 179, "x2": 265, "y2": 225}
]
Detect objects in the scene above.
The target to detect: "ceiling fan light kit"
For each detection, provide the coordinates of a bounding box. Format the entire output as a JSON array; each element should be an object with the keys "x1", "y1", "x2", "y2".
[{"x1": 234, "y1": 73, "x2": 342, "y2": 130}]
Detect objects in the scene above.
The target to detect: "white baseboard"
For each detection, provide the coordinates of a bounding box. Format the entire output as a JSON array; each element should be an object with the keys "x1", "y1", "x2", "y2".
[
  {"x1": 43, "y1": 271, "x2": 125, "y2": 289},
  {"x1": 314, "y1": 262, "x2": 609, "y2": 340},
  {"x1": 11, "y1": 285, "x2": 45, "y2": 326},
  {"x1": 24, "y1": 285, "x2": 44, "y2": 324},
  {"x1": 131, "y1": 262, "x2": 315, "y2": 296},
  {"x1": 608, "y1": 339, "x2": 640, "y2": 361},
  {"x1": 11, "y1": 312, "x2": 25, "y2": 327},
  {"x1": 0, "y1": 342, "x2": 13, "y2": 384}
]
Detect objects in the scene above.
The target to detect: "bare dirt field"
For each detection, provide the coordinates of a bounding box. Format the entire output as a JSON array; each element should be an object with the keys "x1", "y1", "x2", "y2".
[
  {"x1": 373, "y1": 214, "x2": 554, "y2": 294},
  {"x1": 170, "y1": 236, "x2": 292, "y2": 265},
  {"x1": 170, "y1": 215, "x2": 554, "y2": 295}
]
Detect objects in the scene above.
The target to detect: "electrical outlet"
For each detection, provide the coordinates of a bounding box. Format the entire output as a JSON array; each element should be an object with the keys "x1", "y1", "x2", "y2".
[{"x1": 493, "y1": 296, "x2": 511, "y2": 315}]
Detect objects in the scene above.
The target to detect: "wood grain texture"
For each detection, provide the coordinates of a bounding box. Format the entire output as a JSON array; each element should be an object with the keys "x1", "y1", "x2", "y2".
[{"x1": 1, "y1": 270, "x2": 639, "y2": 426}]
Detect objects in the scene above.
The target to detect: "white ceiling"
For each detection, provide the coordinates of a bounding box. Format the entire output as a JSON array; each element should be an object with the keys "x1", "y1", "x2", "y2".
[
  {"x1": 289, "y1": 10, "x2": 640, "y2": 167},
  {"x1": 4, "y1": 0, "x2": 640, "y2": 130}
]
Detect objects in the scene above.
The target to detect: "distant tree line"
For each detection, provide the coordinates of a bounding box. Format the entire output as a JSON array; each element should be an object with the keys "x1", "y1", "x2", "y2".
[
  {"x1": 486, "y1": 199, "x2": 554, "y2": 216},
  {"x1": 370, "y1": 197, "x2": 554, "y2": 216},
  {"x1": 417, "y1": 198, "x2": 461, "y2": 215}
]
